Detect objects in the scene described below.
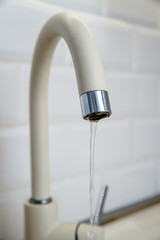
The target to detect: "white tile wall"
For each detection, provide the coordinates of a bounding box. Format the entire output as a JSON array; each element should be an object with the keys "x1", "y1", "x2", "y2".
[
  {"x1": 48, "y1": 65, "x2": 82, "y2": 122},
  {"x1": 0, "y1": 127, "x2": 30, "y2": 192},
  {"x1": 41, "y1": 0, "x2": 102, "y2": 15},
  {"x1": 0, "y1": 188, "x2": 31, "y2": 240},
  {"x1": 49, "y1": 125, "x2": 67, "y2": 180},
  {"x1": 19, "y1": 63, "x2": 30, "y2": 124},
  {"x1": 103, "y1": 160, "x2": 158, "y2": 212},
  {"x1": 133, "y1": 29, "x2": 160, "y2": 73},
  {"x1": 0, "y1": 0, "x2": 160, "y2": 239},
  {"x1": 158, "y1": 7, "x2": 160, "y2": 29},
  {"x1": 133, "y1": 119, "x2": 160, "y2": 161},
  {"x1": 65, "y1": 122, "x2": 90, "y2": 176},
  {"x1": 0, "y1": 62, "x2": 21, "y2": 125},
  {"x1": 87, "y1": 18, "x2": 133, "y2": 70},
  {"x1": 0, "y1": 0, "x2": 64, "y2": 62},
  {"x1": 65, "y1": 120, "x2": 132, "y2": 177},
  {"x1": 66, "y1": 14, "x2": 133, "y2": 70},
  {"x1": 0, "y1": 191, "x2": 22, "y2": 240},
  {"x1": 50, "y1": 173, "x2": 102, "y2": 222},
  {"x1": 95, "y1": 120, "x2": 132, "y2": 168},
  {"x1": 106, "y1": 72, "x2": 158, "y2": 118},
  {"x1": 103, "y1": 0, "x2": 157, "y2": 27},
  {"x1": 20, "y1": 63, "x2": 82, "y2": 124}
]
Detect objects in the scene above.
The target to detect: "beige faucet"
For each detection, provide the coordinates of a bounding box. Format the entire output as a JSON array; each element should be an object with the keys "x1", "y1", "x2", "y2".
[{"x1": 24, "y1": 12, "x2": 111, "y2": 240}]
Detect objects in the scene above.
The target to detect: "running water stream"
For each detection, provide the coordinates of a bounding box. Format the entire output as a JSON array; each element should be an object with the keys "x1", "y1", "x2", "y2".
[{"x1": 87, "y1": 121, "x2": 98, "y2": 239}]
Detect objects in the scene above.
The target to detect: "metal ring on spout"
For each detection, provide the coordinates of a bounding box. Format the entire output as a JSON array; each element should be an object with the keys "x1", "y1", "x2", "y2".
[
  {"x1": 29, "y1": 197, "x2": 52, "y2": 205},
  {"x1": 80, "y1": 90, "x2": 112, "y2": 121}
]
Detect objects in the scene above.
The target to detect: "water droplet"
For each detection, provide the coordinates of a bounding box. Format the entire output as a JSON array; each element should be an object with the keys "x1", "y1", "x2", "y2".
[{"x1": 87, "y1": 230, "x2": 95, "y2": 239}]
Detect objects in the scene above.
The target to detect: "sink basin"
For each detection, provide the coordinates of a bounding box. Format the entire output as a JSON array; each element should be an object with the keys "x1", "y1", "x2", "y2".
[{"x1": 103, "y1": 203, "x2": 160, "y2": 240}]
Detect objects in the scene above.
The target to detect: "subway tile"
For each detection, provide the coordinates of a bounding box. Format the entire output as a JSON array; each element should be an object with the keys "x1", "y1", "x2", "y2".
[
  {"x1": 53, "y1": 39, "x2": 68, "y2": 65},
  {"x1": 133, "y1": 119, "x2": 160, "y2": 161},
  {"x1": 0, "y1": 1, "x2": 65, "y2": 62},
  {"x1": 66, "y1": 13, "x2": 132, "y2": 70},
  {"x1": 48, "y1": 66, "x2": 82, "y2": 122},
  {"x1": 103, "y1": 0, "x2": 157, "y2": 27},
  {"x1": 103, "y1": 160, "x2": 158, "y2": 212},
  {"x1": 50, "y1": 173, "x2": 102, "y2": 222},
  {"x1": 106, "y1": 72, "x2": 158, "y2": 118},
  {"x1": 20, "y1": 64, "x2": 82, "y2": 124},
  {"x1": 0, "y1": 188, "x2": 31, "y2": 240},
  {"x1": 65, "y1": 122, "x2": 90, "y2": 176},
  {"x1": 95, "y1": 120, "x2": 131, "y2": 168},
  {"x1": 157, "y1": 7, "x2": 160, "y2": 29},
  {"x1": 0, "y1": 127, "x2": 30, "y2": 192},
  {"x1": 133, "y1": 30, "x2": 160, "y2": 73},
  {"x1": 19, "y1": 63, "x2": 30, "y2": 124},
  {"x1": 0, "y1": 62, "x2": 21, "y2": 125},
  {"x1": 41, "y1": 0, "x2": 102, "y2": 15},
  {"x1": 49, "y1": 125, "x2": 67, "y2": 180},
  {"x1": 66, "y1": 120, "x2": 131, "y2": 176},
  {"x1": 0, "y1": 191, "x2": 22, "y2": 240}
]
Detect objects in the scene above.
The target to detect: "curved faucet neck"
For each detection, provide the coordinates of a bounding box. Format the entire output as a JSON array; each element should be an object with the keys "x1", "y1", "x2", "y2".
[{"x1": 30, "y1": 12, "x2": 110, "y2": 201}]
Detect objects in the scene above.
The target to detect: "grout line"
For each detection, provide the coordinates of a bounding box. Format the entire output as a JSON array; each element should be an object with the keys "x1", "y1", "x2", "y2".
[
  {"x1": 72, "y1": 7, "x2": 160, "y2": 33},
  {"x1": 16, "y1": 0, "x2": 160, "y2": 35},
  {"x1": 0, "y1": 185, "x2": 31, "y2": 197},
  {"x1": 0, "y1": 158, "x2": 159, "y2": 197},
  {"x1": 0, "y1": 114, "x2": 160, "y2": 130},
  {"x1": 1, "y1": 59, "x2": 160, "y2": 77}
]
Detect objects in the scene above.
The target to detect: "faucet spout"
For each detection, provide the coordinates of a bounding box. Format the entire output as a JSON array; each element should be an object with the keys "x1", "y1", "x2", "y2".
[
  {"x1": 30, "y1": 12, "x2": 111, "y2": 202},
  {"x1": 25, "y1": 12, "x2": 112, "y2": 240}
]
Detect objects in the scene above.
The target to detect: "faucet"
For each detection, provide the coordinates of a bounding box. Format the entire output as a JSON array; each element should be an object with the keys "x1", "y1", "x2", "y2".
[{"x1": 24, "y1": 12, "x2": 111, "y2": 240}]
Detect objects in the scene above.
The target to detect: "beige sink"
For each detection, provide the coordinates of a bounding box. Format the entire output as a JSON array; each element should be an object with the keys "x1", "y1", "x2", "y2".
[{"x1": 103, "y1": 204, "x2": 160, "y2": 240}]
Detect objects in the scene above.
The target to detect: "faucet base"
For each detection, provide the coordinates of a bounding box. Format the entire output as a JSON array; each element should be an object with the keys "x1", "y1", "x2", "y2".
[
  {"x1": 24, "y1": 199, "x2": 104, "y2": 240},
  {"x1": 24, "y1": 199, "x2": 58, "y2": 240},
  {"x1": 24, "y1": 199, "x2": 77, "y2": 240}
]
